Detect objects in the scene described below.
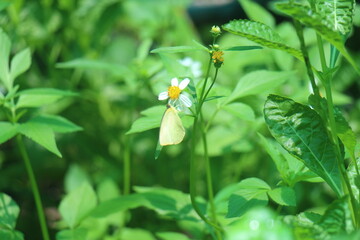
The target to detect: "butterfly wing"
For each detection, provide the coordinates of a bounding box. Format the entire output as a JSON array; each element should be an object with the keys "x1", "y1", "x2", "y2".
[{"x1": 159, "y1": 106, "x2": 185, "y2": 146}]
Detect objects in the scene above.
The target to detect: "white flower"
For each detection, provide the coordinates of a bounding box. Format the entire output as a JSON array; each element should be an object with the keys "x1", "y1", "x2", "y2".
[{"x1": 158, "y1": 78, "x2": 192, "y2": 109}]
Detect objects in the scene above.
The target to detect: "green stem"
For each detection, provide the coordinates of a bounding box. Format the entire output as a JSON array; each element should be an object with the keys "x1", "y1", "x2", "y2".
[
  {"x1": 123, "y1": 137, "x2": 131, "y2": 195},
  {"x1": 199, "y1": 112, "x2": 222, "y2": 239},
  {"x1": 198, "y1": 56, "x2": 213, "y2": 108},
  {"x1": 17, "y1": 135, "x2": 50, "y2": 240},
  {"x1": 293, "y1": 20, "x2": 321, "y2": 98}
]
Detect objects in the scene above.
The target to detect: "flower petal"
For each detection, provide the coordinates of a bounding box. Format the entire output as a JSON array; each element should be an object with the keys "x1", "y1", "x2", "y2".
[
  {"x1": 158, "y1": 92, "x2": 169, "y2": 100},
  {"x1": 179, "y1": 94, "x2": 192, "y2": 107},
  {"x1": 179, "y1": 78, "x2": 190, "y2": 90},
  {"x1": 171, "y1": 78, "x2": 179, "y2": 86}
]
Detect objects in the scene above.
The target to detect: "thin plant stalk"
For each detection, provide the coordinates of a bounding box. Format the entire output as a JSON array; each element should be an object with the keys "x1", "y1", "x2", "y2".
[{"x1": 17, "y1": 135, "x2": 50, "y2": 240}]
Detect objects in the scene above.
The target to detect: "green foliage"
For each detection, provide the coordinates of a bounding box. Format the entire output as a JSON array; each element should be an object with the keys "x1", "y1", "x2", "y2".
[
  {"x1": 264, "y1": 94, "x2": 343, "y2": 196},
  {"x1": 0, "y1": 193, "x2": 24, "y2": 240},
  {"x1": 56, "y1": 229, "x2": 87, "y2": 240},
  {"x1": 268, "y1": 187, "x2": 297, "y2": 207},
  {"x1": 222, "y1": 20, "x2": 303, "y2": 59},
  {"x1": 59, "y1": 183, "x2": 97, "y2": 229}
]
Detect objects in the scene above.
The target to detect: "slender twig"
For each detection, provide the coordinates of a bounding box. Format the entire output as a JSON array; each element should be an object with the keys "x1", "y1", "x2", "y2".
[{"x1": 17, "y1": 135, "x2": 50, "y2": 240}]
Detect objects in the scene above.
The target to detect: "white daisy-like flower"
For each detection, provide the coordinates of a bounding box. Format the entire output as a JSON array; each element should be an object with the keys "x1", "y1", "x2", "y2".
[
  {"x1": 158, "y1": 78, "x2": 192, "y2": 109},
  {"x1": 179, "y1": 57, "x2": 202, "y2": 78}
]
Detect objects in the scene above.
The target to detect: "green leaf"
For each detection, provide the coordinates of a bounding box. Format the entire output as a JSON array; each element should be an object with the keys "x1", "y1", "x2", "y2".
[
  {"x1": 222, "y1": 20, "x2": 302, "y2": 59},
  {"x1": 64, "y1": 164, "x2": 91, "y2": 194},
  {"x1": 0, "y1": 29, "x2": 11, "y2": 89},
  {"x1": 0, "y1": 2, "x2": 10, "y2": 12},
  {"x1": 91, "y1": 194, "x2": 146, "y2": 218},
  {"x1": 56, "y1": 229, "x2": 87, "y2": 240},
  {"x1": 19, "y1": 121, "x2": 62, "y2": 157},
  {"x1": 317, "y1": 0, "x2": 355, "y2": 35},
  {"x1": 334, "y1": 108, "x2": 357, "y2": 159},
  {"x1": 318, "y1": 197, "x2": 347, "y2": 235},
  {"x1": 10, "y1": 48, "x2": 31, "y2": 81},
  {"x1": 223, "y1": 102, "x2": 255, "y2": 122},
  {"x1": 126, "y1": 105, "x2": 165, "y2": 134},
  {"x1": 204, "y1": 95, "x2": 224, "y2": 102},
  {"x1": 29, "y1": 115, "x2": 82, "y2": 133},
  {"x1": 225, "y1": 70, "x2": 294, "y2": 104},
  {"x1": 227, "y1": 178, "x2": 270, "y2": 218},
  {"x1": 156, "y1": 232, "x2": 191, "y2": 240},
  {"x1": 0, "y1": 229, "x2": 23, "y2": 240},
  {"x1": 16, "y1": 88, "x2": 76, "y2": 108},
  {"x1": 238, "y1": 0, "x2": 276, "y2": 27},
  {"x1": 275, "y1": 2, "x2": 360, "y2": 74},
  {"x1": 264, "y1": 94, "x2": 343, "y2": 196},
  {"x1": 0, "y1": 193, "x2": 20, "y2": 229},
  {"x1": 59, "y1": 182, "x2": 97, "y2": 228},
  {"x1": 56, "y1": 59, "x2": 130, "y2": 77},
  {"x1": 267, "y1": 187, "x2": 296, "y2": 207},
  {"x1": 0, "y1": 122, "x2": 19, "y2": 144},
  {"x1": 257, "y1": 133, "x2": 323, "y2": 186},
  {"x1": 223, "y1": 46, "x2": 263, "y2": 51},
  {"x1": 151, "y1": 46, "x2": 205, "y2": 54},
  {"x1": 120, "y1": 228, "x2": 156, "y2": 240}
]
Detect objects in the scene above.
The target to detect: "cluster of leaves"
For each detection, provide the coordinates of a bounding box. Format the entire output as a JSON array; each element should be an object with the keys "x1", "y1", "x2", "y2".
[{"x1": 1, "y1": 0, "x2": 360, "y2": 239}]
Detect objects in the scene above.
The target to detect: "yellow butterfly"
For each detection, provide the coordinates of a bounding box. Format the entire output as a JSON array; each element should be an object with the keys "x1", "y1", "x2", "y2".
[{"x1": 159, "y1": 105, "x2": 185, "y2": 146}]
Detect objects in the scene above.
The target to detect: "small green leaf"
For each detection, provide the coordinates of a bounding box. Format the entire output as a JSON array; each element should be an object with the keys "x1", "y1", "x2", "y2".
[
  {"x1": 0, "y1": 29, "x2": 11, "y2": 89},
  {"x1": 16, "y1": 88, "x2": 76, "y2": 108},
  {"x1": 151, "y1": 46, "x2": 205, "y2": 54},
  {"x1": 64, "y1": 164, "x2": 91, "y2": 194},
  {"x1": 29, "y1": 115, "x2": 82, "y2": 133},
  {"x1": 0, "y1": 122, "x2": 19, "y2": 144},
  {"x1": 10, "y1": 48, "x2": 31, "y2": 81},
  {"x1": 264, "y1": 94, "x2": 343, "y2": 196},
  {"x1": 222, "y1": 20, "x2": 302, "y2": 59},
  {"x1": 56, "y1": 229, "x2": 87, "y2": 240},
  {"x1": 126, "y1": 105, "x2": 165, "y2": 134},
  {"x1": 0, "y1": 193, "x2": 20, "y2": 229},
  {"x1": 267, "y1": 187, "x2": 296, "y2": 207},
  {"x1": 227, "y1": 178, "x2": 270, "y2": 218},
  {"x1": 19, "y1": 121, "x2": 62, "y2": 157},
  {"x1": 334, "y1": 108, "x2": 357, "y2": 159},
  {"x1": 154, "y1": 141, "x2": 163, "y2": 160},
  {"x1": 204, "y1": 95, "x2": 224, "y2": 102},
  {"x1": 223, "y1": 46, "x2": 262, "y2": 51},
  {"x1": 120, "y1": 228, "x2": 156, "y2": 240},
  {"x1": 0, "y1": 229, "x2": 23, "y2": 240},
  {"x1": 59, "y1": 182, "x2": 97, "y2": 228},
  {"x1": 156, "y1": 232, "x2": 191, "y2": 240},
  {"x1": 238, "y1": 0, "x2": 276, "y2": 27},
  {"x1": 225, "y1": 70, "x2": 294, "y2": 104}
]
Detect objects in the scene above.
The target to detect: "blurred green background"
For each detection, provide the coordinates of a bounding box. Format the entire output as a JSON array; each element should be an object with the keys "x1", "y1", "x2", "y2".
[{"x1": 0, "y1": 0, "x2": 359, "y2": 239}]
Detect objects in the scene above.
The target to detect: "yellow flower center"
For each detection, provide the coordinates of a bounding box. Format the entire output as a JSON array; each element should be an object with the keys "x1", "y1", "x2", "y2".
[
  {"x1": 212, "y1": 51, "x2": 224, "y2": 64},
  {"x1": 168, "y1": 86, "x2": 181, "y2": 100}
]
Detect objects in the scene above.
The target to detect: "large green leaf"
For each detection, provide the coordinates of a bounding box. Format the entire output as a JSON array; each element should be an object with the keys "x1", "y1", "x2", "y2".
[
  {"x1": 59, "y1": 182, "x2": 97, "y2": 228},
  {"x1": 275, "y1": 2, "x2": 360, "y2": 73},
  {"x1": 0, "y1": 29, "x2": 10, "y2": 90},
  {"x1": 10, "y1": 48, "x2": 31, "y2": 81},
  {"x1": 19, "y1": 121, "x2": 62, "y2": 157},
  {"x1": 126, "y1": 105, "x2": 165, "y2": 134},
  {"x1": 0, "y1": 122, "x2": 19, "y2": 144},
  {"x1": 227, "y1": 178, "x2": 270, "y2": 218},
  {"x1": 317, "y1": 0, "x2": 355, "y2": 35},
  {"x1": 224, "y1": 70, "x2": 294, "y2": 104},
  {"x1": 29, "y1": 115, "x2": 82, "y2": 133},
  {"x1": 16, "y1": 88, "x2": 76, "y2": 108},
  {"x1": 56, "y1": 229, "x2": 87, "y2": 240},
  {"x1": 0, "y1": 193, "x2": 20, "y2": 229},
  {"x1": 264, "y1": 94, "x2": 343, "y2": 196},
  {"x1": 222, "y1": 20, "x2": 302, "y2": 60}
]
